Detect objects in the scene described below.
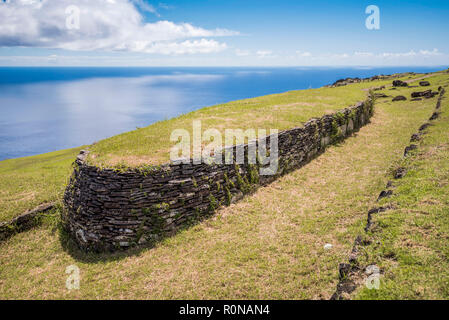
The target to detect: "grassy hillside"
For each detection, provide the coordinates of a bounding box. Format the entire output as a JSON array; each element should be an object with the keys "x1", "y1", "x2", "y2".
[
  {"x1": 1, "y1": 72, "x2": 447, "y2": 299},
  {"x1": 0, "y1": 147, "x2": 83, "y2": 222},
  {"x1": 86, "y1": 75, "x2": 423, "y2": 168},
  {"x1": 0, "y1": 72, "x2": 425, "y2": 223}
]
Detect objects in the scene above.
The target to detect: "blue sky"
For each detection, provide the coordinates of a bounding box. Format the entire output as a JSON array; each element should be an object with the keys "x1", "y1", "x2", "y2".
[{"x1": 1, "y1": 0, "x2": 449, "y2": 66}]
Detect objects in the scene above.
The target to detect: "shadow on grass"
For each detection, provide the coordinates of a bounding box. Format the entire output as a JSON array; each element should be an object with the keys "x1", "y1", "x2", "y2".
[{"x1": 57, "y1": 210, "x2": 216, "y2": 264}]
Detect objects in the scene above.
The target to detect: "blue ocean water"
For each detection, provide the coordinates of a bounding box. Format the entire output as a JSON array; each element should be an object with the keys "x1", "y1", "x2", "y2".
[{"x1": 0, "y1": 66, "x2": 446, "y2": 160}]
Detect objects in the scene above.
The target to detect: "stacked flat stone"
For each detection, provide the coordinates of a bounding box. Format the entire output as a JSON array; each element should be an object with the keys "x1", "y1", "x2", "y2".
[{"x1": 63, "y1": 99, "x2": 374, "y2": 252}]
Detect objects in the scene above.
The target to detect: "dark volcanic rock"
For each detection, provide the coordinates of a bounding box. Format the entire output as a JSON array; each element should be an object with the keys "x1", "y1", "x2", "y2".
[
  {"x1": 338, "y1": 263, "x2": 352, "y2": 279},
  {"x1": 377, "y1": 190, "x2": 393, "y2": 201},
  {"x1": 404, "y1": 144, "x2": 418, "y2": 157},
  {"x1": 331, "y1": 77, "x2": 362, "y2": 87},
  {"x1": 429, "y1": 112, "x2": 440, "y2": 121},
  {"x1": 411, "y1": 90, "x2": 431, "y2": 98},
  {"x1": 419, "y1": 81, "x2": 430, "y2": 86},
  {"x1": 393, "y1": 80, "x2": 408, "y2": 87},
  {"x1": 392, "y1": 95, "x2": 407, "y2": 102},
  {"x1": 394, "y1": 167, "x2": 407, "y2": 179},
  {"x1": 411, "y1": 90, "x2": 438, "y2": 99},
  {"x1": 410, "y1": 132, "x2": 422, "y2": 142},
  {"x1": 0, "y1": 203, "x2": 56, "y2": 241},
  {"x1": 419, "y1": 123, "x2": 431, "y2": 131},
  {"x1": 374, "y1": 93, "x2": 388, "y2": 98}
]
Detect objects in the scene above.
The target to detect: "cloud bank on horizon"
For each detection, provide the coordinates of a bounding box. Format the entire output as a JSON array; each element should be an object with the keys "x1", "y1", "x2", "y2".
[
  {"x1": 0, "y1": 0, "x2": 448, "y2": 66},
  {"x1": 0, "y1": 0, "x2": 237, "y2": 55}
]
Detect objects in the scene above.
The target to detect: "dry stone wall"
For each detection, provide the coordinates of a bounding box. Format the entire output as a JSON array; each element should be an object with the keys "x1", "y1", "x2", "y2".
[{"x1": 63, "y1": 98, "x2": 374, "y2": 252}]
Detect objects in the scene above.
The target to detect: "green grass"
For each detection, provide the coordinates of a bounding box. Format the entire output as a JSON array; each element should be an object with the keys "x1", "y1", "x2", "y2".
[
  {"x1": 353, "y1": 86, "x2": 449, "y2": 300},
  {"x1": 1, "y1": 72, "x2": 447, "y2": 299},
  {"x1": 0, "y1": 147, "x2": 83, "y2": 222},
  {"x1": 87, "y1": 74, "x2": 427, "y2": 168}
]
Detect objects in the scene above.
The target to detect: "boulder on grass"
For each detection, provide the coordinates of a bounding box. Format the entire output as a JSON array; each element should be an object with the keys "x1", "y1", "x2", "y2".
[
  {"x1": 411, "y1": 90, "x2": 432, "y2": 98},
  {"x1": 393, "y1": 80, "x2": 408, "y2": 87},
  {"x1": 419, "y1": 81, "x2": 430, "y2": 86},
  {"x1": 425, "y1": 91, "x2": 439, "y2": 99},
  {"x1": 411, "y1": 90, "x2": 438, "y2": 99},
  {"x1": 392, "y1": 95, "x2": 407, "y2": 102}
]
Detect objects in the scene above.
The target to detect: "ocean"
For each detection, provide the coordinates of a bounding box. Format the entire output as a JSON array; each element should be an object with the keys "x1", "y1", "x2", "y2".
[{"x1": 0, "y1": 66, "x2": 445, "y2": 160}]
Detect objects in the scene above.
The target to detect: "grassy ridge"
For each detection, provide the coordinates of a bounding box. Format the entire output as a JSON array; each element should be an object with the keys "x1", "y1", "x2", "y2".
[
  {"x1": 0, "y1": 72, "x2": 426, "y2": 223},
  {"x1": 1, "y1": 73, "x2": 447, "y2": 299},
  {"x1": 87, "y1": 75, "x2": 422, "y2": 168}
]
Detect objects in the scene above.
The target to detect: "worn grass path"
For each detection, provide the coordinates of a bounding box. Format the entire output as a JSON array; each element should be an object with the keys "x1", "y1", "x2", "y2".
[
  {"x1": 354, "y1": 87, "x2": 449, "y2": 299},
  {"x1": 1, "y1": 75, "x2": 446, "y2": 299}
]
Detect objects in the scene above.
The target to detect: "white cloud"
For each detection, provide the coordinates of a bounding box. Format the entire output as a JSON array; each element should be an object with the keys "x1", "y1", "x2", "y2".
[
  {"x1": 0, "y1": 0, "x2": 238, "y2": 55},
  {"x1": 354, "y1": 51, "x2": 374, "y2": 57},
  {"x1": 330, "y1": 49, "x2": 445, "y2": 61},
  {"x1": 256, "y1": 50, "x2": 273, "y2": 58},
  {"x1": 140, "y1": 39, "x2": 227, "y2": 55},
  {"x1": 131, "y1": 0, "x2": 159, "y2": 16},
  {"x1": 296, "y1": 51, "x2": 311, "y2": 57},
  {"x1": 235, "y1": 49, "x2": 250, "y2": 56},
  {"x1": 419, "y1": 48, "x2": 442, "y2": 56},
  {"x1": 380, "y1": 50, "x2": 417, "y2": 58},
  {"x1": 331, "y1": 53, "x2": 350, "y2": 59}
]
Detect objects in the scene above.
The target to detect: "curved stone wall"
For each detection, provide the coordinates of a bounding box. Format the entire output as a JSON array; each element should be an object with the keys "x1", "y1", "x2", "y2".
[{"x1": 63, "y1": 98, "x2": 374, "y2": 252}]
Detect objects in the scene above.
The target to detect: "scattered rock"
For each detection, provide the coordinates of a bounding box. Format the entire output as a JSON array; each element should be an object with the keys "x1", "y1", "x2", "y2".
[
  {"x1": 324, "y1": 243, "x2": 333, "y2": 250},
  {"x1": 392, "y1": 95, "x2": 407, "y2": 102},
  {"x1": 410, "y1": 132, "x2": 422, "y2": 142},
  {"x1": 366, "y1": 206, "x2": 392, "y2": 232},
  {"x1": 330, "y1": 77, "x2": 362, "y2": 87},
  {"x1": 426, "y1": 92, "x2": 439, "y2": 99},
  {"x1": 411, "y1": 90, "x2": 432, "y2": 98},
  {"x1": 429, "y1": 112, "x2": 440, "y2": 121},
  {"x1": 331, "y1": 280, "x2": 357, "y2": 300},
  {"x1": 0, "y1": 202, "x2": 56, "y2": 242},
  {"x1": 419, "y1": 123, "x2": 431, "y2": 131},
  {"x1": 411, "y1": 98, "x2": 422, "y2": 101},
  {"x1": 394, "y1": 167, "x2": 407, "y2": 179},
  {"x1": 368, "y1": 206, "x2": 392, "y2": 215},
  {"x1": 377, "y1": 190, "x2": 393, "y2": 201},
  {"x1": 438, "y1": 86, "x2": 443, "y2": 91},
  {"x1": 411, "y1": 90, "x2": 438, "y2": 99},
  {"x1": 393, "y1": 80, "x2": 408, "y2": 87},
  {"x1": 419, "y1": 81, "x2": 430, "y2": 86},
  {"x1": 338, "y1": 263, "x2": 352, "y2": 279},
  {"x1": 404, "y1": 144, "x2": 418, "y2": 157},
  {"x1": 374, "y1": 93, "x2": 388, "y2": 98}
]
